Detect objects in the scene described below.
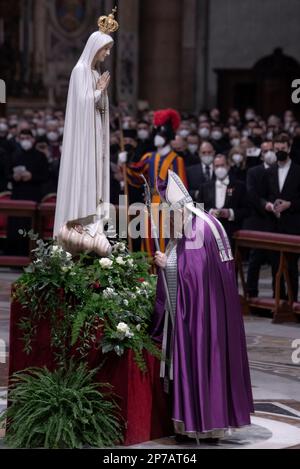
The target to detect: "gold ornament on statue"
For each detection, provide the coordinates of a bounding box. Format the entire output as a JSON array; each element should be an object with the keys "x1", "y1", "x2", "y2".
[{"x1": 98, "y1": 6, "x2": 119, "y2": 34}]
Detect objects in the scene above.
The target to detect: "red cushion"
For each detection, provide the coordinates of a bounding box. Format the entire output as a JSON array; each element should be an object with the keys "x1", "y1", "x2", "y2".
[
  {"x1": 39, "y1": 200, "x2": 56, "y2": 239},
  {"x1": 0, "y1": 192, "x2": 12, "y2": 237}
]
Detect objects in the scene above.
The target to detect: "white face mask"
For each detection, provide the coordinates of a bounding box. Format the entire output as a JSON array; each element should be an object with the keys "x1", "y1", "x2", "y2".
[
  {"x1": 198, "y1": 128, "x2": 210, "y2": 139},
  {"x1": 20, "y1": 140, "x2": 33, "y2": 151},
  {"x1": 179, "y1": 129, "x2": 190, "y2": 138},
  {"x1": 211, "y1": 130, "x2": 222, "y2": 141},
  {"x1": 245, "y1": 112, "x2": 255, "y2": 121},
  {"x1": 36, "y1": 128, "x2": 46, "y2": 137},
  {"x1": 231, "y1": 138, "x2": 240, "y2": 147},
  {"x1": 47, "y1": 132, "x2": 59, "y2": 142},
  {"x1": 188, "y1": 144, "x2": 198, "y2": 154},
  {"x1": 201, "y1": 155, "x2": 214, "y2": 166},
  {"x1": 264, "y1": 150, "x2": 277, "y2": 166},
  {"x1": 215, "y1": 167, "x2": 228, "y2": 180},
  {"x1": 154, "y1": 135, "x2": 166, "y2": 148},
  {"x1": 137, "y1": 129, "x2": 149, "y2": 140},
  {"x1": 58, "y1": 127, "x2": 64, "y2": 136},
  {"x1": 266, "y1": 131, "x2": 273, "y2": 140},
  {"x1": 122, "y1": 121, "x2": 130, "y2": 130},
  {"x1": 0, "y1": 123, "x2": 8, "y2": 132},
  {"x1": 232, "y1": 153, "x2": 244, "y2": 165}
]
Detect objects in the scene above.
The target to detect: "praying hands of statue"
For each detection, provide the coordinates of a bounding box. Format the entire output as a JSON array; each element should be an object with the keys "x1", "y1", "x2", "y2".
[{"x1": 97, "y1": 71, "x2": 111, "y2": 92}]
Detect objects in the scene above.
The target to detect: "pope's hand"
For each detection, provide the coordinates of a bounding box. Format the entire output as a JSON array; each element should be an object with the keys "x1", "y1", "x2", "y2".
[
  {"x1": 154, "y1": 251, "x2": 167, "y2": 269},
  {"x1": 97, "y1": 71, "x2": 110, "y2": 91},
  {"x1": 118, "y1": 151, "x2": 128, "y2": 164}
]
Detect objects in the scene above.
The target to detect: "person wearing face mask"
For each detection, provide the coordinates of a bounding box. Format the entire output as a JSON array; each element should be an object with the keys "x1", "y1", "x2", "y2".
[
  {"x1": 210, "y1": 125, "x2": 230, "y2": 154},
  {"x1": 6, "y1": 130, "x2": 49, "y2": 255},
  {"x1": 262, "y1": 134, "x2": 300, "y2": 302},
  {"x1": 244, "y1": 140, "x2": 278, "y2": 298},
  {"x1": 9, "y1": 130, "x2": 49, "y2": 201},
  {"x1": 177, "y1": 121, "x2": 190, "y2": 139},
  {"x1": 183, "y1": 132, "x2": 200, "y2": 168},
  {"x1": 196, "y1": 154, "x2": 248, "y2": 246},
  {"x1": 126, "y1": 109, "x2": 187, "y2": 255},
  {"x1": 118, "y1": 129, "x2": 138, "y2": 164},
  {"x1": 198, "y1": 122, "x2": 211, "y2": 141},
  {"x1": 186, "y1": 142, "x2": 216, "y2": 200},
  {"x1": 228, "y1": 147, "x2": 247, "y2": 183},
  {"x1": 134, "y1": 120, "x2": 155, "y2": 161}
]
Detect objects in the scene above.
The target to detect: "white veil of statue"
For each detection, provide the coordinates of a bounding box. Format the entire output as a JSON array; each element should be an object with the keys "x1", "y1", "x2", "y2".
[{"x1": 53, "y1": 30, "x2": 113, "y2": 242}]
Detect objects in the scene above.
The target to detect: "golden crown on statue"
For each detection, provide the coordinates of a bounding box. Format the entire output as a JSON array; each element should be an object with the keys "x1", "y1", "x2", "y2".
[{"x1": 98, "y1": 6, "x2": 119, "y2": 34}]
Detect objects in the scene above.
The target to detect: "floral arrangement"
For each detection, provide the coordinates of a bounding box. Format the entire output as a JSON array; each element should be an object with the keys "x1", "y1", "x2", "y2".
[{"x1": 15, "y1": 231, "x2": 160, "y2": 371}]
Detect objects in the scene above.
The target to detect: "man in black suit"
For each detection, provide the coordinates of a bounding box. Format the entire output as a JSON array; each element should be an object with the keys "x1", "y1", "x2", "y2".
[
  {"x1": 244, "y1": 139, "x2": 277, "y2": 297},
  {"x1": 262, "y1": 134, "x2": 300, "y2": 301},
  {"x1": 196, "y1": 154, "x2": 249, "y2": 245},
  {"x1": 187, "y1": 141, "x2": 216, "y2": 199}
]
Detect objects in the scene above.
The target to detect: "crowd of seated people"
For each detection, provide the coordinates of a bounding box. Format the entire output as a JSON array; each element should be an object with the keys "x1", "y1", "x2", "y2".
[{"x1": 0, "y1": 106, "x2": 299, "y2": 300}]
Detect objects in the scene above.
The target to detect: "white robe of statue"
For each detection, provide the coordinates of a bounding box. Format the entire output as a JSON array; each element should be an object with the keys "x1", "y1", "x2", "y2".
[{"x1": 53, "y1": 31, "x2": 113, "y2": 242}]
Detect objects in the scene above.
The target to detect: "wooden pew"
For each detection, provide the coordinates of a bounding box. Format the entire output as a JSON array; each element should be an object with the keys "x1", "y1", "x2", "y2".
[
  {"x1": 233, "y1": 230, "x2": 300, "y2": 323},
  {"x1": 0, "y1": 199, "x2": 38, "y2": 267}
]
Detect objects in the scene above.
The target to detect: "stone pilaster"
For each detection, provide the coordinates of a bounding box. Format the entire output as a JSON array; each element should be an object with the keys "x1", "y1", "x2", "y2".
[{"x1": 115, "y1": 0, "x2": 139, "y2": 113}]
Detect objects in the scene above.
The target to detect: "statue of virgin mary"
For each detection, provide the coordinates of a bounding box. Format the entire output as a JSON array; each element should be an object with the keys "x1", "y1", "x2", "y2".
[{"x1": 53, "y1": 9, "x2": 118, "y2": 256}]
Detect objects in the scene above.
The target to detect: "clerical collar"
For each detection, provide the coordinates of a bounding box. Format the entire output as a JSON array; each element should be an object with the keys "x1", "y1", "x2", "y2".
[{"x1": 159, "y1": 145, "x2": 172, "y2": 157}]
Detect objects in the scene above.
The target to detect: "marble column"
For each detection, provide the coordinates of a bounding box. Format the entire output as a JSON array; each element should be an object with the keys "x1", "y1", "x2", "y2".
[
  {"x1": 139, "y1": 0, "x2": 182, "y2": 110},
  {"x1": 181, "y1": 0, "x2": 198, "y2": 112},
  {"x1": 195, "y1": 0, "x2": 210, "y2": 111},
  {"x1": 33, "y1": 0, "x2": 47, "y2": 82}
]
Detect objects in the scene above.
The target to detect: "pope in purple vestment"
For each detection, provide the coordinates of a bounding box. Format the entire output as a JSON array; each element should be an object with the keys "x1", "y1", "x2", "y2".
[{"x1": 152, "y1": 170, "x2": 254, "y2": 440}]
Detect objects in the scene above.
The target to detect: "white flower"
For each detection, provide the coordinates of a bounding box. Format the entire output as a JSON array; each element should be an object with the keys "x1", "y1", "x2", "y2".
[
  {"x1": 127, "y1": 258, "x2": 134, "y2": 267},
  {"x1": 116, "y1": 242, "x2": 126, "y2": 252},
  {"x1": 103, "y1": 287, "x2": 116, "y2": 299},
  {"x1": 116, "y1": 256, "x2": 126, "y2": 266},
  {"x1": 116, "y1": 322, "x2": 134, "y2": 338},
  {"x1": 117, "y1": 322, "x2": 130, "y2": 334},
  {"x1": 141, "y1": 281, "x2": 149, "y2": 288},
  {"x1": 61, "y1": 266, "x2": 70, "y2": 273},
  {"x1": 129, "y1": 292, "x2": 136, "y2": 300},
  {"x1": 51, "y1": 245, "x2": 64, "y2": 255},
  {"x1": 136, "y1": 324, "x2": 141, "y2": 332},
  {"x1": 65, "y1": 252, "x2": 73, "y2": 260},
  {"x1": 99, "y1": 258, "x2": 113, "y2": 269},
  {"x1": 123, "y1": 299, "x2": 129, "y2": 307}
]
